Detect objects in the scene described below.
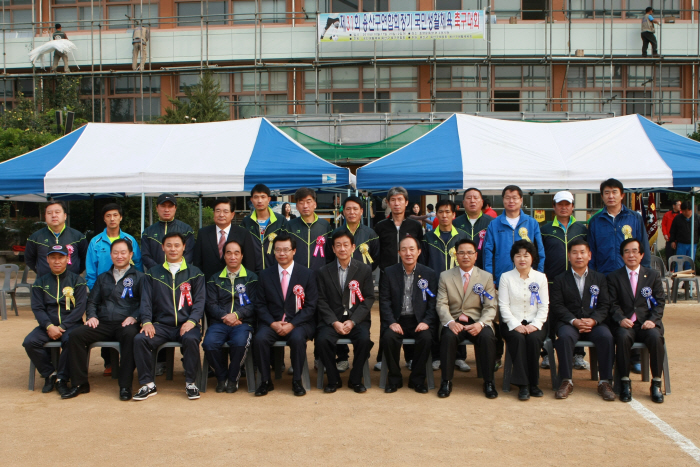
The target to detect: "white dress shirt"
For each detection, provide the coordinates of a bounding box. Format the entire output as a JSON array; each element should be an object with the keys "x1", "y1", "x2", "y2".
[
  {"x1": 625, "y1": 264, "x2": 641, "y2": 294},
  {"x1": 217, "y1": 224, "x2": 231, "y2": 241},
  {"x1": 498, "y1": 268, "x2": 549, "y2": 331},
  {"x1": 278, "y1": 262, "x2": 295, "y2": 283}
]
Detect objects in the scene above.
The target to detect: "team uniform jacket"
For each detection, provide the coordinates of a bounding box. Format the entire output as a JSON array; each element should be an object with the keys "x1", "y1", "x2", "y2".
[
  {"x1": 540, "y1": 217, "x2": 587, "y2": 282},
  {"x1": 453, "y1": 212, "x2": 494, "y2": 269},
  {"x1": 85, "y1": 228, "x2": 143, "y2": 288},
  {"x1": 421, "y1": 226, "x2": 468, "y2": 273},
  {"x1": 141, "y1": 259, "x2": 205, "y2": 327},
  {"x1": 141, "y1": 219, "x2": 195, "y2": 271},
  {"x1": 588, "y1": 205, "x2": 651, "y2": 275},
  {"x1": 374, "y1": 217, "x2": 424, "y2": 271},
  {"x1": 25, "y1": 226, "x2": 87, "y2": 277},
  {"x1": 31, "y1": 270, "x2": 88, "y2": 330},
  {"x1": 87, "y1": 266, "x2": 144, "y2": 321},
  {"x1": 205, "y1": 266, "x2": 258, "y2": 328},
  {"x1": 325, "y1": 223, "x2": 380, "y2": 270},
  {"x1": 286, "y1": 214, "x2": 332, "y2": 272},
  {"x1": 241, "y1": 207, "x2": 287, "y2": 272}
]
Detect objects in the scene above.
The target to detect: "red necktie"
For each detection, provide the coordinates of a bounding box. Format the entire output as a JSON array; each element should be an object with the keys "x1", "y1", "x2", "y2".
[
  {"x1": 463, "y1": 272, "x2": 470, "y2": 294},
  {"x1": 218, "y1": 230, "x2": 226, "y2": 258}
]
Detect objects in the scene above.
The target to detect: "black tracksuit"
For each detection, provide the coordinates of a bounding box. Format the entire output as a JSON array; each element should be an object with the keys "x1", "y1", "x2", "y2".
[
  {"x1": 453, "y1": 213, "x2": 494, "y2": 270},
  {"x1": 25, "y1": 226, "x2": 87, "y2": 277},
  {"x1": 286, "y1": 215, "x2": 333, "y2": 272},
  {"x1": 141, "y1": 219, "x2": 195, "y2": 270}
]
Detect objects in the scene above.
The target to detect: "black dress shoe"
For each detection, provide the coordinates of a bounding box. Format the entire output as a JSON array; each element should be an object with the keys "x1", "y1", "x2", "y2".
[
  {"x1": 620, "y1": 380, "x2": 632, "y2": 403},
  {"x1": 226, "y1": 380, "x2": 238, "y2": 394},
  {"x1": 529, "y1": 385, "x2": 544, "y2": 397},
  {"x1": 483, "y1": 381, "x2": 498, "y2": 399},
  {"x1": 119, "y1": 388, "x2": 131, "y2": 401},
  {"x1": 351, "y1": 383, "x2": 367, "y2": 394},
  {"x1": 518, "y1": 385, "x2": 530, "y2": 401},
  {"x1": 292, "y1": 380, "x2": 306, "y2": 396},
  {"x1": 411, "y1": 383, "x2": 428, "y2": 394},
  {"x1": 215, "y1": 380, "x2": 227, "y2": 393},
  {"x1": 437, "y1": 380, "x2": 452, "y2": 398},
  {"x1": 324, "y1": 379, "x2": 342, "y2": 393},
  {"x1": 650, "y1": 380, "x2": 664, "y2": 403},
  {"x1": 42, "y1": 375, "x2": 57, "y2": 393},
  {"x1": 61, "y1": 383, "x2": 90, "y2": 399},
  {"x1": 255, "y1": 380, "x2": 274, "y2": 397},
  {"x1": 384, "y1": 382, "x2": 402, "y2": 393},
  {"x1": 56, "y1": 380, "x2": 71, "y2": 397}
]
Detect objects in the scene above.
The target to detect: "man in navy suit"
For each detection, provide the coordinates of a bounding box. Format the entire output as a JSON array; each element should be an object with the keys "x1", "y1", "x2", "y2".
[{"x1": 253, "y1": 232, "x2": 318, "y2": 396}]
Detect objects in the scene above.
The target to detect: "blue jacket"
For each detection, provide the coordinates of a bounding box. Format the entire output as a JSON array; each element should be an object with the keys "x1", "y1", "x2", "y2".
[
  {"x1": 483, "y1": 210, "x2": 545, "y2": 287},
  {"x1": 85, "y1": 229, "x2": 143, "y2": 289},
  {"x1": 588, "y1": 205, "x2": 651, "y2": 275}
]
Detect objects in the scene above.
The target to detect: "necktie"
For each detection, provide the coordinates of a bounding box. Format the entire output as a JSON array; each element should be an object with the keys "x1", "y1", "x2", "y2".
[
  {"x1": 463, "y1": 272, "x2": 470, "y2": 295},
  {"x1": 218, "y1": 230, "x2": 226, "y2": 258},
  {"x1": 281, "y1": 270, "x2": 289, "y2": 299},
  {"x1": 630, "y1": 270, "x2": 638, "y2": 323}
]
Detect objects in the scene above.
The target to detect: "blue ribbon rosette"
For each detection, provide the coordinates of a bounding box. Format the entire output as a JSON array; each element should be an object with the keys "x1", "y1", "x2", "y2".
[
  {"x1": 589, "y1": 285, "x2": 599, "y2": 309},
  {"x1": 235, "y1": 283, "x2": 251, "y2": 305},
  {"x1": 417, "y1": 278, "x2": 435, "y2": 302},
  {"x1": 529, "y1": 282, "x2": 542, "y2": 306},
  {"x1": 121, "y1": 277, "x2": 133, "y2": 298},
  {"x1": 472, "y1": 283, "x2": 493, "y2": 304},
  {"x1": 641, "y1": 286, "x2": 657, "y2": 310}
]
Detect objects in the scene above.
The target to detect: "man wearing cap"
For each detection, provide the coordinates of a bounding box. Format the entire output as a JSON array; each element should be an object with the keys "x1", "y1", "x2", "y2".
[
  {"x1": 23, "y1": 244, "x2": 88, "y2": 395},
  {"x1": 241, "y1": 184, "x2": 287, "y2": 272},
  {"x1": 141, "y1": 193, "x2": 195, "y2": 271},
  {"x1": 286, "y1": 187, "x2": 332, "y2": 272},
  {"x1": 63, "y1": 239, "x2": 144, "y2": 400},
  {"x1": 454, "y1": 188, "x2": 495, "y2": 270}
]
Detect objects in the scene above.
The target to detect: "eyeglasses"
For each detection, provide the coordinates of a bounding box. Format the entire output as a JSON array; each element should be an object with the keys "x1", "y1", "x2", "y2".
[
  {"x1": 274, "y1": 248, "x2": 294, "y2": 253},
  {"x1": 456, "y1": 251, "x2": 477, "y2": 257},
  {"x1": 503, "y1": 197, "x2": 521, "y2": 202}
]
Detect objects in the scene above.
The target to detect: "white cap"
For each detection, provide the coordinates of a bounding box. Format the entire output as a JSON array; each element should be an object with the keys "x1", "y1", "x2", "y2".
[{"x1": 553, "y1": 191, "x2": 574, "y2": 204}]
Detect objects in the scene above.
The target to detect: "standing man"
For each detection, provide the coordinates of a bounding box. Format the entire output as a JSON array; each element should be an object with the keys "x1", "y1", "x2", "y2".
[
  {"x1": 483, "y1": 199, "x2": 498, "y2": 218},
  {"x1": 669, "y1": 201, "x2": 700, "y2": 271},
  {"x1": 51, "y1": 24, "x2": 69, "y2": 72},
  {"x1": 286, "y1": 187, "x2": 332, "y2": 272},
  {"x1": 661, "y1": 200, "x2": 681, "y2": 260},
  {"x1": 193, "y1": 197, "x2": 256, "y2": 279},
  {"x1": 133, "y1": 232, "x2": 205, "y2": 401},
  {"x1": 132, "y1": 21, "x2": 150, "y2": 71},
  {"x1": 380, "y1": 235, "x2": 437, "y2": 393},
  {"x1": 63, "y1": 239, "x2": 144, "y2": 401},
  {"x1": 25, "y1": 201, "x2": 87, "y2": 278},
  {"x1": 253, "y1": 233, "x2": 318, "y2": 397},
  {"x1": 23, "y1": 245, "x2": 87, "y2": 395},
  {"x1": 241, "y1": 184, "x2": 287, "y2": 272},
  {"x1": 454, "y1": 188, "x2": 495, "y2": 270},
  {"x1": 203, "y1": 240, "x2": 258, "y2": 393},
  {"x1": 641, "y1": 7, "x2": 660, "y2": 58},
  {"x1": 316, "y1": 230, "x2": 375, "y2": 393},
  {"x1": 141, "y1": 193, "x2": 195, "y2": 271},
  {"x1": 436, "y1": 239, "x2": 498, "y2": 399},
  {"x1": 608, "y1": 238, "x2": 666, "y2": 403}
]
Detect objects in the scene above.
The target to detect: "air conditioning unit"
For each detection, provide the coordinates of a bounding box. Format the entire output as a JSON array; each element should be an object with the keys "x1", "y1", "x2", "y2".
[{"x1": 575, "y1": 49, "x2": 585, "y2": 57}]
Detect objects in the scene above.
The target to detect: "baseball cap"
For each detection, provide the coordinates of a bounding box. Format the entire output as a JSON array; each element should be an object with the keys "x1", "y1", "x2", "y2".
[
  {"x1": 47, "y1": 244, "x2": 69, "y2": 256},
  {"x1": 157, "y1": 193, "x2": 177, "y2": 206},
  {"x1": 553, "y1": 191, "x2": 574, "y2": 204}
]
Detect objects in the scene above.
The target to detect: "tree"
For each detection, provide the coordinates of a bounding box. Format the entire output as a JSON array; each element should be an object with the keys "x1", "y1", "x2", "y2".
[
  {"x1": 690, "y1": 130, "x2": 700, "y2": 143},
  {"x1": 160, "y1": 69, "x2": 228, "y2": 124}
]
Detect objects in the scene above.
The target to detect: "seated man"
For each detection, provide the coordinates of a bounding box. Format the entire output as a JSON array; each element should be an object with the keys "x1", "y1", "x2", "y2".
[
  {"x1": 133, "y1": 232, "x2": 205, "y2": 401},
  {"x1": 380, "y1": 234, "x2": 437, "y2": 394},
  {"x1": 550, "y1": 238, "x2": 615, "y2": 401},
  {"x1": 64, "y1": 239, "x2": 144, "y2": 401},
  {"x1": 23, "y1": 245, "x2": 87, "y2": 396},
  {"x1": 608, "y1": 238, "x2": 666, "y2": 403},
  {"x1": 253, "y1": 233, "x2": 317, "y2": 397},
  {"x1": 436, "y1": 238, "x2": 498, "y2": 399},
  {"x1": 203, "y1": 240, "x2": 258, "y2": 394},
  {"x1": 316, "y1": 230, "x2": 375, "y2": 394}
]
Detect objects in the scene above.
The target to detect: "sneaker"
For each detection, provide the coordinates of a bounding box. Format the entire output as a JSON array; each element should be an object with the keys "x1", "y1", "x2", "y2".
[
  {"x1": 574, "y1": 354, "x2": 590, "y2": 370},
  {"x1": 494, "y1": 360, "x2": 503, "y2": 372},
  {"x1": 133, "y1": 384, "x2": 157, "y2": 401},
  {"x1": 287, "y1": 366, "x2": 294, "y2": 375},
  {"x1": 314, "y1": 359, "x2": 320, "y2": 371},
  {"x1": 455, "y1": 359, "x2": 471, "y2": 372},
  {"x1": 406, "y1": 360, "x2": 413, "y2": 371},
  {"x1": 186, "y1": 383, "x2": 200, "y2": 400},
  {"x1": 432, "y1": 360, "x2": 440, "y2": 371},
  {"x1": 373, "y1": 361, "x2": 382, "y2": 371},
  {"x1": 155, "y1": 362, "x2": 167, "y2": 376},
  {"x1": 336, "y1": 360, "x2": 350, "y2": 373},
  {"x1": 631, "y1": 362, "x2": 642, "y2": 374},
  {"x1": 540, "y1": 355, "x2": 550, "y2": 369}
]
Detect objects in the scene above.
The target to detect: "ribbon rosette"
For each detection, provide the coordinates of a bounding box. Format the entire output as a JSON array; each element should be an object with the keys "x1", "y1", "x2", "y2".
[
  {"x1": 235, "y1": 283, "x2": 251, "y2": 305},
  {"x1": 66, "y1": 244, "x2": 75, "y2": 265},
  {"x1": 359, "y1": 243, "x2": 373, "y2": 264},
  {"x1": 518, "y1": 227, "x2": 531, "y2": 242},
  {"x1": 589, "y1": 285, "x2": 599, "y2": 309},
  {"x1": 417, "y1": 278, "x2": 435, "y2": 302},
  {"x1": 293, "y1": 284, "x2": 305, "y2": 311},
  {"x1": 178, "y1": 282, "x2": 193, "y2": 310},
  {"x1": 266, "y1": 232, "x2": 277, "y2": 254},
  {"x1": 313, "y1": 235, "x2": 326, "y2": 257},
  {"x1": 348, "y1": 279, "x2": 364, "y2": 309},
  {"x1": 478, "y1": 230, "x2": 486, "y2": 249},
  {"x1": 121, "y1": 277, "x2": 134, "y2": 298},
  {"x1": 641, "y1": 286, "x2": 658, "y2": 310},
  {"x1": 448, "y1": 247, "x2": 457, "y2": 268},
  {"x1": 622, "y1": 225, "x2": 633, "y2": 240},
  {"x1": 472, "y1": 283, "x2": 494, "y2": 304},
  {"x1": 62, "y1": 286, "x2": 75, "y2": 310},
  {"x1": 529, "y1": 282, "x2": 542, "y2": 306}
]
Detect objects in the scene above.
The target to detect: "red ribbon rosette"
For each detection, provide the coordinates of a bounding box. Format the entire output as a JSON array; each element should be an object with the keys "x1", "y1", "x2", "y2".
[
  {"x1": 293, "y1": 284, "x2": 305, "y2": 311},
  {"x1": 478, "y1": 230, "x2": 486, "y2": 249},
  {"x1": 178, "y1": 282, "x2": 193, "y2": 310},
  {"x1": 66, "y1": 244, "x2": 75, "y2": 265},
  {"x1": 313, "y1": 235, "x2": 326, "y2": 257},
  {"x1": 348, "y1": 280, "x2": 364, "y2": 307}
]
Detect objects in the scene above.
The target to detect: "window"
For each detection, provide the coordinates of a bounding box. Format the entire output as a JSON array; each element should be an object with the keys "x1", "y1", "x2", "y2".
[
  {"x1": 493, "y1": 91, "x2": 520, "y2": 112},
  {"x1": 311, "y1": 0, "x2": 415, "y2": 14},
  {"x1": 0, "y1": 8, "x2": 33, "y2": 31},
  {"x1": 107, "y1": 3, "x2": 159, "y2": 29},
  {"x1": 230, "y1": 70, "x2": 288, "y2": 118},
  {"x1": 435, "y1": 65, "x2": 489, "y2": 112},
  {"x1": 626, "y1": 91, "x2": 652, "y2": 116},
  {"x1": 107, "y1": 75, "x2": 161, "y2": 122}
]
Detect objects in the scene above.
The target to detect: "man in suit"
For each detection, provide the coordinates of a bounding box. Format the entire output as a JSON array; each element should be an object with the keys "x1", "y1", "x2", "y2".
[
  {"x1": 253, "y1": 232, "x2": 318, "y2": 397},
  {"x1": 194, "y1": 197, "x2": 256, "y2": 278},
  {"x1": 316, "y1": 230, "x2": 375, "y2": 393},
  {"x1": 550, "y1": 238, "x2": 615, "y2": 401},
  {"x1": 380, "y1": 234, "x2": 438, "y2": 393},
  {"x1": 608, "y1": 238, "x2": 666, "y2": 403},
  {"x1": 436, "y1": 238, "x2": 498, "y2": 399}
]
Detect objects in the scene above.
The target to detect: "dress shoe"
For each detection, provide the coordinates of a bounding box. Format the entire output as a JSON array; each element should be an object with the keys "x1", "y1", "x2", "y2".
[
  {"x1": 119, "y1": 388, "x2": 132, "y2": 401},
  {"x1": 620, "y1": 380, "x2": 632, "y2": 402},
  {"x1": 409, "y1": 382, "x2": 428, "y2": 394},
  {"x1": 351, "y1": 383, "x2": 367, "y2": 394},
  {"x1": 384, "y1": 382, "x2": 402, "y2": 393},
  {"x1": 42, "y1": 375, "x2": 57, "y2": 393},
  {"x1": 529, "y1": 385, "x2": 544, "y2": 397},
  {"x1": 598, "y1": 382, "x2": 615, "y2": 401},
  {"x1": 518, "y1": 385, "x2": 530, "y2": 401},
  {"x1": 103, "y1": 366, "x2": 112, "y2": 377},
  {"x1": 650, "y1": 380, "x2": 664, "y2": 403},
  {"x1": 56, "y1": 380, "x2": 71, "y2": 397},
  {"x1": 61, "y1": 383, "x2": 90, "y2": 399},
  {"x1": 292, "y1": 380, "x2": 306, "y2": 396},
  {"x1": 215, "y1": 380, "x2": 227, "y2": 393},
  {"x1": 255, "y1": 380, "x2": 274, "y2": 397},
  {"x1": 483, "y1": 381, "x2": 498, "y2": 399},
  {"x1": 324, "y1": 380, "x2": 342, "y2": 393},
  {"x1": 226, "y1": 380, "x2": 238, "y2": 394},
  {"x1": 555, "y1": 381, "x2": 573, "y2": 399},
  {"x1": 437, "y1": 380, "x2": 452, "y2": 398}
]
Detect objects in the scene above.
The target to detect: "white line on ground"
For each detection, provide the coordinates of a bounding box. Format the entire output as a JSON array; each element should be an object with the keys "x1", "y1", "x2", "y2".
[{"x1": 630, "y1": 398, "x2": 700, "y2": 463}]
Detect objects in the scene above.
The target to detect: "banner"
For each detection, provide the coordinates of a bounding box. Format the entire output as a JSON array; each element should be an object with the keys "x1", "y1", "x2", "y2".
[
  {"x1": 636, "y1": 193, "x2": 659, "y2": 247},
  {"x1": 318, "y1": 11, "x2": 485, "y2": 43}
]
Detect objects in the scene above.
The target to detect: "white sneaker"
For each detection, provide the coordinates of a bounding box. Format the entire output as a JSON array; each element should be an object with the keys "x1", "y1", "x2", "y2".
[
  {"x1": 406, "y1": 360, "x2": 413, "y2": 371},
  {"x1": 186, "y1": 382, "x2": 200, "y2": 400},
  {"x1": 455, "y1": 359, "x2": 471, "y2": 372},
  {"x1": 373, "y1": 361, "x2": 382, "y2": 371},
  {"x1": 314, "y1": 359, "x2": 320, "y2": 370},
  {"x1": 287, "y1": 366, "x2": 294, "y2": 375},
  {"x1": 155, "y1": 362, "x2": 167, "y2": 376},
  {"x1": 540, "y1": 355, "x2": 550, "y2": 369},
  {"x1": 432, "y1": 360, "x2": 441, "y2": 371},
  {"x1": 574, "y1": 354, "x2": 590, "y2": 370},
  {"x1": 336, "y1": 360, "x2": 350, "y2": 372}
]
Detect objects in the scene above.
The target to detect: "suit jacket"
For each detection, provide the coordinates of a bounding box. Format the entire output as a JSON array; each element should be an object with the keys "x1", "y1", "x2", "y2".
[
  {"x1": 379, "y1": 263, "x2": 438, "y2": 333},
  {"x1": 549, "y1": 269, "x2": 610, "y2": 330},
  {"x1": 436, "y1": 266, "x2": 497, "y2": 329},
  {"x1": 608, "y1": 266, "x2": 665, "y2": 331},
  {"x1": 193, "y1": 224, "x2": 256, "y2": 279},
  {"x1": 316, "y1": 259, "x2": 375, "y2": 327},
  {"x1": 255, "y1": 262, "x2": 317, "y2": 328}
]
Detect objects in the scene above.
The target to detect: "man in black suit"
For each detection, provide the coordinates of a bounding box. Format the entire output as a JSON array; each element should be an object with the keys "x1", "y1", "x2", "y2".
[
  {"x1": 550, "y1": 238, "x2": 615, "y2": 401},
  {"x1": 380, "y1": 235, "x2": 438, "y2": 394},
  {"x1": 316, "y1": 230, "x2": 375, "y2": 394},
  {"x1": 253, "y1": 232, "x2": 317, "y2": 396},
  {"x1": 193, "y1": 198, "x2": 256, "y2": 278},
  {"x1": 608, "y1": 238, "x2": 666, "y2": 403}
]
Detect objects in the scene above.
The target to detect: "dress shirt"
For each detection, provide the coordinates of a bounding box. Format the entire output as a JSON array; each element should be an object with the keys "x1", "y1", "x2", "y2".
[
  {"x1": 401, "y1": 265, "x2": 415, "y2": 316},
  {"x1": 497, "y1": 268, "x2": 549, "y2": 331},
  {"x1": 217, "y1": 224, "x2": 231, "y2": 241},
  {"x1": 113, "y1": 267, "x2": 128, "y2": 283},
  {"x1": 338, "y1": 259, "x2": 350, "y2": 291},
  {"x1": 625, "y1": 265, "x2": 641, "y2": 295},
  {"x1": 226, "y1": 267, "x2": 240, "y2": 284},
  {"x1": 278, "y1": 262, "x2": 295, "y2": 283},
  {"x1": 570, "y1": 268, "x2": 588, "y2": 324}
]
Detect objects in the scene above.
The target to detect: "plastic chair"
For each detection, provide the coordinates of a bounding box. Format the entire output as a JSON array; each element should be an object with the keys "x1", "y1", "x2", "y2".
[
  {"x1": 377, "y1": 338, "x2": 434, "y2": 390},
  {"x1": 0, "y1": 264, "x2": 19, "y2": 320},
  {"x1": 668, "y1": 255, "x2": 700, "y2": 303},
  {"x1": 199, "y1": 315, "x2": 256, "y2": 393},
  {"x1": 316, "y1": 338, "x2": 372, "y2": 389},
  {"x1": 28, "y1": 342, "x2": 61, "y2": 391},
  {"x1": 15, "y1": 266, "x2": 32, "y2": 294},
  {"x1": 254, "y1": 341, "x2": 311, "y2": 391},
  {"x1": 612, "y1": 342, "x2": 671, "y2": 395},
  {"x1": 650, "y1": 255, "x2": 672, "y2": 296},
  {"x1": 87, "y1": 342, "x2": 121, "y2": 380},
  {"x1": 502, "y1": 338, "x2": 556, "y2": 392},
  {"x1": 550, "y1": 340, "x2": 601, "y2": 389},
  {"x1": 151, "y1": 342, "x2": 203, "y2": 385}
]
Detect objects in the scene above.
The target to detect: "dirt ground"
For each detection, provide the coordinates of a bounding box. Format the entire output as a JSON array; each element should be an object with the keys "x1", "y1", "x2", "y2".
[{"x1": 1, "y1": 298, "x2": 699, "y2": 466}]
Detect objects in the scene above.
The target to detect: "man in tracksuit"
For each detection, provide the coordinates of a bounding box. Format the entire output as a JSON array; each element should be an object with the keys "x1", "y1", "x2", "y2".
[
  {"x1": 454, "y1": 188, "x2": 495, "y2": 270},
  {"x1": 286, "y1": 187, "x2": 332, "y2": 272},
  {"x1": 133, "y1": 232, "x2": 205, "y2": 401},
  {"x1": 203, "y1": 239, "x2": 258, "y2": 393},
  {"x1": 241, "y1": 184, "x2": 287, "y2": 272},
  {"x1": 63, "y1": 239, "x2": 144, "y2": 401},
  {"x1": 141, "y1": 193, "x2": 195, "y2": 271},
  {"x1": 25, "y1": 200, "x2": 87, "y2": 278},
  {"x1": 23, "y1": 245, "x2": 88, "y2": 396}
]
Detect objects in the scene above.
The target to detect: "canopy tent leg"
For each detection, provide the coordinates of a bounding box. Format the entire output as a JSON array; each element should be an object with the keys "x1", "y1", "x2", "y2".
[
  {"x1": 141, "y1": 193, "x2": 145, "y2": 236},
  {"x1": 198, "y1": 195, "x2": 203, "y2": 229},
  {"x1": 692, "y1": 192, "x2": 696, "y2": 298}
]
